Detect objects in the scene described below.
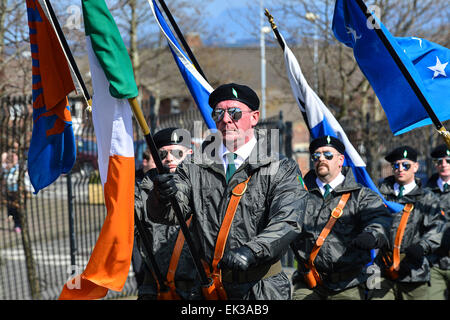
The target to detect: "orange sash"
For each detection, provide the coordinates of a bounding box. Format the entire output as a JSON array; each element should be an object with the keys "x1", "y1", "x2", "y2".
[
  {"x1": 382, "y1": 203, "x2": 414, "y2": 280},
  {"x1": 303, "y1": 193, "x2": 351, "y2": 288},
  {"x1": 202, "y1": 176, "x2": 252, "y2": 300}
]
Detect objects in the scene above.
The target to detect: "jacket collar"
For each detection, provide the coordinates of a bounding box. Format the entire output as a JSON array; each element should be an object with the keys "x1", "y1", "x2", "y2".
[
  {"x1": 304, "y1": 166, "x2": 360, "y2": 194},
  {"x1": 381, "y1": 175, "x2": 423, "y2": 197},
  {"x1": 426, "y1": 173, "x2": 450, "y2": 193},
  {"x1": 197, "y1": 130, "x2": 279, "y2": 176}
]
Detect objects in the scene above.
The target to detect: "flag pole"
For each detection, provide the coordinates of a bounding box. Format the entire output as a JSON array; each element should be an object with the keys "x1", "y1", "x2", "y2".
[
  {"x1": 155, "y1": 0, "x2": 208, "y2": 82},
  {"x1": 354, "y1": 0, "x2": 450, "y2": 149},
  {"x1": 265, "y1": 9, "x2": 313, "y2": 134},
  {"x1": 119, "y1": 100, "x2": 172, "y2": 293},
  {"x1": 42, "y1": 0, "x2": 92, "y2": 110},
  {"x1": 127, "y1": 97, "x2": 219, "y2": 299},
  {"x1": 133, "y1": 211, "x2": 173, "y2": 296},
  {"x1": 264, "y1": 9, "x2": 284, "y2": 50}
]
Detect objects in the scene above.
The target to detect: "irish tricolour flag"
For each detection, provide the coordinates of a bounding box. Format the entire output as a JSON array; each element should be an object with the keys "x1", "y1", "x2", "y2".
[{"x1": 59, "y1": 0, "x2": 136, "y2": 300}]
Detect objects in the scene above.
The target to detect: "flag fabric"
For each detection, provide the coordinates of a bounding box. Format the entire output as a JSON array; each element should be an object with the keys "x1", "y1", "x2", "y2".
[
  {"x1": 26, "y1": 0, "x2": 76, "y2": 193},
  {"x1": 59, "y1": 0, "x2": 136, "y2": 300},
  {"x1": 279, "y1": 32, "x2": 403, "y2": 214},
  {"x1": 332, "y1": 0, "x2": 450, "y2": 135},
  {"x1": 148, "y1": 0, "x2": 216, "y2": 130}
]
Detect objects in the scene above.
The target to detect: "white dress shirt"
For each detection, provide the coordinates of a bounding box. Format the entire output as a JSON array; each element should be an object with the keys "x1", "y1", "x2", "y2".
[
  {"x1": 220, "y1": 136, "x2": 257, "y2": 173},
  {"x1": 316, "y1": 173, "x2": 345, "y2": 196},
  {"x1": 394, "y1": 180, "x2": 416, "y2": 197},
  {"x1": 437, "y1": 177, "x2": 450, "y2": 192}
]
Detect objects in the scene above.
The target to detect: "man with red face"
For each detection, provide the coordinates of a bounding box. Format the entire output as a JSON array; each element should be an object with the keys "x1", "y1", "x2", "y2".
[
  {"x1": 149, "y1": 83, "x2": 309, "y2": 300},
  {"x1": 376, "y1": 146, "x2": 445, "y2": 300},
  {"x1": 425, "y1": 144, "x2": 450, "y2": 300}
]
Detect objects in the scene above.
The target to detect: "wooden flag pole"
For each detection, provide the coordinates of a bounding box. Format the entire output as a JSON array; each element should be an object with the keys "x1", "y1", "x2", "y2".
[{"x1": 127, "y1": 97, "x2": 219, "y2": 299}]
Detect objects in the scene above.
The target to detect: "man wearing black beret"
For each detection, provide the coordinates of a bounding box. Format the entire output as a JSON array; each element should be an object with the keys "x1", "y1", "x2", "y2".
[
  {"x1": 425, "y1": 144, "x2": 450, "y2": 299},
  {"x1": 149, "y1": 83, "x2": 309, "y2": 300},
  {"x1": 376, "y1": 145, "x2": 445, "y2": 300},
  {"x1": 291, "y1": 135, "x2": 391, "y2": 300},
  {"x1": 133, "y1": 127, "x2": 198, "y2": 300}
]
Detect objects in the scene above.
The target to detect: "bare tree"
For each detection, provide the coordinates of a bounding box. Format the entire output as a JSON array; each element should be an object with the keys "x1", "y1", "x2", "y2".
[
  {"x1": 266, "y1": 0, "x2": 448, "y2": 181},
  {"x1": 0, "y1": 0, "x2": 30, "y2": 96}
]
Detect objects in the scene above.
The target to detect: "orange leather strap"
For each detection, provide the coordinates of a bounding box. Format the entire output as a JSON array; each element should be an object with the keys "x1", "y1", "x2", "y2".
[
  {"x1": 161, "y1": 216, "x2": 193, "y2": 300},
  {"x1": 383, "y1": 203, "x2": 414, "y2": 279},
  {"x1": 307, "y1": 193, "x2": 351, "y2": 285},
  {"x1": 209, "y1": 176, "x2": 252, "y2": 299},
  {"x1": 392, "y1": 203, "x2": 414, "y2": 270}
]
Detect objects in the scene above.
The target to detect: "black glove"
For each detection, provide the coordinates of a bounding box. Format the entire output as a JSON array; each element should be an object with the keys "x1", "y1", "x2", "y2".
[
  {"x1": 153, "y1": 173, "x2": 178, "y2": 201},
  {"x1": 351, "y1": 232, "x2": 378, "y2": 250},
  {"x1": 404, "y1": 243, "x2": 424, "y2": 267},
  {"x1": 219, "y1": 246, "x2": 256, "y2": 271}
]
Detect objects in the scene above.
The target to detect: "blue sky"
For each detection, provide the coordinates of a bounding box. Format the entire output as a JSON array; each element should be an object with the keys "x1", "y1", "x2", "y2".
[{"x1": 194, "y1": 0, "x2": 277, "y2": 46}]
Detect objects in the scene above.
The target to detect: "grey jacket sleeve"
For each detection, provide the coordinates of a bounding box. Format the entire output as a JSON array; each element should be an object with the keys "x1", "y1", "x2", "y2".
[
  {"x1": 418, "y1": 191, "x2": 446, "y2": 255},
  {"x1": 244, "y1": 159, "x2": 309, "y2": 264},
  {"x1": 358, "y1": 187, "x2": 393, "y2": 248}
]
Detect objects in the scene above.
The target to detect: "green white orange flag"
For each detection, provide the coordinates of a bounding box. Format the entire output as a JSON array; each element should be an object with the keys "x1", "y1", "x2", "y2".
[{"x1": 59, "y1": 0, "x2": 137, "y2": 300}]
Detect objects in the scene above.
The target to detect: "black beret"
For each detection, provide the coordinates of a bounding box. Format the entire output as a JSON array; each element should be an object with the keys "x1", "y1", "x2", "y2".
[
  {"x1": 309, "y1": 135, "x2": 346, "y2": 155},
  {"x1": 385, "y1": 145, "x2": 418, "y2": 162},
  {"x1": 153, "y1": 127, "x2": 191, "y2": 149},
  {"x1": 208, "y1": 83, "x2": 260, "y2": 111},
  {"x1": 430, "y1": 144, "x2": 450, "y2": 158}
]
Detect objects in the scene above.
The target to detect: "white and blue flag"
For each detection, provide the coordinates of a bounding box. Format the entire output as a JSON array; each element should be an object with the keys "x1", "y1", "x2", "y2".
[
  {"x1": 279, "y1": 32, "x2": 403, "y2": 214},
  {"x1": 148, "y1": 0, "x2": 216, "y2": 129}
]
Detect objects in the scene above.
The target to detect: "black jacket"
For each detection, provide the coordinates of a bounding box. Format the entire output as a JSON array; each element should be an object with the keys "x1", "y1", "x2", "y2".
[
  {"x1": 378, "y1": 176, "x2": 445, "y2": 282},
  {"x1": 148, "y1": 131, "x2": 309, "y2": 299},
  {"x1": 425, "y1": 174, "x2": 450, "y2": 270},
  {"x1": 134, "y1": 168, "x2": 199, "y2": 299},
  {"x1": 292, "y1": 167, "x2": 392, "y2": 291}
]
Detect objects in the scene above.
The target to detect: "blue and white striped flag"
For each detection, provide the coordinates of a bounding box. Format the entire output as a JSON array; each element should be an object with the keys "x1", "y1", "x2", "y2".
[
  {"x1": 279, "y1": 33, "x2": 402, "y2": 213},
  {"x1": 148, "y1": 0, "x2": 216, "y2": 130}
]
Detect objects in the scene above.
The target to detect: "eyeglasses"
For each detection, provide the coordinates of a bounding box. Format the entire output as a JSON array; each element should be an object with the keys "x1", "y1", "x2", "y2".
[
  {"x1": 434, "y1": 157, "x2": 450, "y2": 166},
  {"x1": 158, "y1": 149, "x2": 185, "y2": 160},
  {"x1": 211, "y1": 107, "x2": 252, "y2": 122},
  {"x1": 311, "y1": 151, "x2": 336, "y2": 162},
  {"x1": 392, "y1": 162, "x2": 411, "y2": 171}
]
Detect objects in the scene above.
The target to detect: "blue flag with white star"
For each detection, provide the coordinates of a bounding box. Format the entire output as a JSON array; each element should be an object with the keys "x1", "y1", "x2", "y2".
[{"x1": 332, "y1": 0, "x2": 450, "y2": 135}]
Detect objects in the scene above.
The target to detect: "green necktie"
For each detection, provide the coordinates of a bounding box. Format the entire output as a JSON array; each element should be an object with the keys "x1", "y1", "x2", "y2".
[
  {"x1": 323, "y1": 184, "x2": 331, "y2": 199},
  {"x1": 398, "y1": 185, "x2": 405, "y2": 198},
  {"x1": 225, "y1": 153, "x2": 237, "y2": 183},
  {"x1": 444, "y1": 183, "x2": 449, "y2": 192}
]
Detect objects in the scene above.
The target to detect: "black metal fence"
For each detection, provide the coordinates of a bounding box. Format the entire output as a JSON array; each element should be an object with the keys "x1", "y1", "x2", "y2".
[{"x1": 0, "y1": 95, "x2": 294, "y2": 300}]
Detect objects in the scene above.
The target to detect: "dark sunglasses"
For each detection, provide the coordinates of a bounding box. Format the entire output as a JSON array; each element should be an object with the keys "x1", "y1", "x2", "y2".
[
  {"x1": 392, "y1": 162, "x2": 411, "y2": 171},
  {"x1": 211, "y1": 107, "x2": 251, "y2": 122},
  {"x1": 311, "y1": 151, "x2": 336, "y2": 162},
  {"x1": 158, "y1": 149, "x2": 184, "y2": 160},
  {"x1": 435, "y1": 157, "x2": 450, "y2": 166}
]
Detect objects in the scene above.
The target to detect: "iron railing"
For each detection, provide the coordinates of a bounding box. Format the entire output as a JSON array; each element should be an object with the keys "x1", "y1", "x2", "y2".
[{"x1": 0, "y1": 95, "x2": 293, "y2": 300}]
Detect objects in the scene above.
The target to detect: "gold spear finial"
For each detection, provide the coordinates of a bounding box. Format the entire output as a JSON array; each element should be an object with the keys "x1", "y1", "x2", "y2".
[
  {"x1": 437, "y1": 127, "x2": 450, "y2": 150},
  {"x1": 86, "y1": 98, "x2": 92, "y2": 113},
  {"x1": 264, "y1": 9, "x2": 277, "y2": 30}
]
